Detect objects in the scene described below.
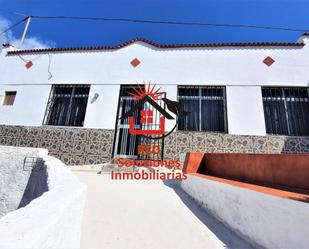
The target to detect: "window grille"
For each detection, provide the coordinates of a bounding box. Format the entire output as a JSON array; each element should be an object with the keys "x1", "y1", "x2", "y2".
[
  {"x1": 44, "y1": 85, "x2": 90, "y2": 127},
  {"x1": 178, "y1": 86, "x2": 227, "y2": 132},
  {"x1": 262, "y1": 87, "x2": 309, "y2": 136}
]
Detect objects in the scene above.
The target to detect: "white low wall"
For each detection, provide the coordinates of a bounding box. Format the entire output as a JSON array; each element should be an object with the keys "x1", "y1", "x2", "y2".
[
  {"x1": 181, "y1": 174, "x2": 309, "y2": 249},
  {"x1": 0, "y1": 152, "x2": 86, "y2": 249},
  {"x1": 0, "y1": 146, "x2": 49, "y2": 217}
]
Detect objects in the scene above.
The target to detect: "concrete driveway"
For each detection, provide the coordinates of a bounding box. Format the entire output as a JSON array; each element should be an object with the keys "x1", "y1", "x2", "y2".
[{"x1": 75, "y1": 171, "x2": 254, "y2": 249}]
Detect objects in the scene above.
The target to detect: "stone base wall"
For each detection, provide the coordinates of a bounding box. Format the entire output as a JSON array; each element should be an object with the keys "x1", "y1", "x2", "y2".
[
  {"x1": 164, "y1": 131, "x2": 309, "y2": 160},
  {"x1": 0, "y1": 125, "x2": 308, "y2": 165},
  {"x1": 0, "y1": 125, "x2": 114, "y2": 165}
]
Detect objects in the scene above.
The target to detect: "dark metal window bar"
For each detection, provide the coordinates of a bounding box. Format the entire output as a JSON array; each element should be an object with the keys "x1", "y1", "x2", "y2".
[
  {"x1": 113, "y1": 85, "x2": 142, "y2": 159},
  {"x1": 178, "y1": 86, "x2": 227, "y2": 132},
  {"x1": 262, "y1": 87, "x2": 309, "y2": 136},
  {"x1": 44, "y1": 85, "x2": 90, "y2": 127}
]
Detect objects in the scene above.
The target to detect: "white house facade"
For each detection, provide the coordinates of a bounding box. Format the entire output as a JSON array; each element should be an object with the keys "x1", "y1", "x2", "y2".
[{"x1": 0, "y1": 34, "x2": 308, "y2": 165}]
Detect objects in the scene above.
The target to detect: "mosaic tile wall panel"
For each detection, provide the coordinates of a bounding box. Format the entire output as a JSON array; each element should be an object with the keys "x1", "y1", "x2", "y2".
[
  {"x1": 0, "y1": 125, "x2": 308, "y2": 165},
  {"x1": 164, "y1": 131, "x2": 309, "y2": 160},
  {"x1": 0, "y1": 125, "x2": 114, "y2": 165}
]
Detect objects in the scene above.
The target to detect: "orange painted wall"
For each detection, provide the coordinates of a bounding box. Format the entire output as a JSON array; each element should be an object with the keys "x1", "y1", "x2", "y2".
[{"x1": 183, "y1": 152, "x2": 309, "y2": 193}]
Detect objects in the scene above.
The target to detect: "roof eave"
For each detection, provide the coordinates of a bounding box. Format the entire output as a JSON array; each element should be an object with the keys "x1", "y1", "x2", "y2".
[{"x1": 5, "y1": 38, "x2": 305, "y2": 55}]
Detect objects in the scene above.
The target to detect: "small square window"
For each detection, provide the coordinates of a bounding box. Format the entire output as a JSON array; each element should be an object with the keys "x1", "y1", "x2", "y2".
[{"x1": 2, "y1": 91, "x2": 17, "y2": 106}]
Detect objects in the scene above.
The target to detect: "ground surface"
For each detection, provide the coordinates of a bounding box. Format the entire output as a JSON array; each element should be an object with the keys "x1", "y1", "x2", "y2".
[{"x1": 75, "y1": 171, "x2": 254, "y2": 249}]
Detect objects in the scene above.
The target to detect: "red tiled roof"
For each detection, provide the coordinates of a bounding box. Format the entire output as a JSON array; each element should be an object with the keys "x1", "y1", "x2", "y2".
[{"x1": 5, "y1": 37, "x2": 305, "y2": 55}]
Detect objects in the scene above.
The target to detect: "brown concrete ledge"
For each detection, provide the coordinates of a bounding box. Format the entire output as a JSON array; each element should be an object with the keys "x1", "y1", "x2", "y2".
[{"x1": 183, "y1": 152, "x2": 309, "y2": 202}]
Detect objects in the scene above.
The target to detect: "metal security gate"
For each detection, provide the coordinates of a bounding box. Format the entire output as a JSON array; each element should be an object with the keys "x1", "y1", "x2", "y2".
[{"x1": 112, "y1": 85, "x2": 165, "y2": 160}]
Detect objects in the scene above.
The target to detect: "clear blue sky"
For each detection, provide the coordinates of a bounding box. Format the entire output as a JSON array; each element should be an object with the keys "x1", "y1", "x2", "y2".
[{"x1": 0, "y1": 0, "x2": 308, "y2": 47}]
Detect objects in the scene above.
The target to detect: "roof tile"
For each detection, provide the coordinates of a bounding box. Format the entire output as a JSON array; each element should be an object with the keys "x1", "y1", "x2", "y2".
[{"x1": 5, "y1": 37, "x2": 305, "y2": 55}]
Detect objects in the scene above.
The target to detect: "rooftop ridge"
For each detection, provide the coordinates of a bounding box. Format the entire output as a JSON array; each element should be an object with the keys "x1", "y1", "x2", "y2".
[{"x1": 5, "y1": 37, "x2": 305, "y2": 55}]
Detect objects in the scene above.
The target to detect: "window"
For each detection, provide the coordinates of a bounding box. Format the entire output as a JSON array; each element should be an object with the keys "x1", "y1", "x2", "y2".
[
  {"x1": 178, "y1": 86, "x2": 227, "y2": 132},
  {"x1": 262, "y1": 87, "x2": 309, "y2": 136},
  {"x1": 44, "y1": 85, "x2": 90, "y2": 127},
  {"x1": 2, "y1": 91, "x2": 16, "y2": 106}
]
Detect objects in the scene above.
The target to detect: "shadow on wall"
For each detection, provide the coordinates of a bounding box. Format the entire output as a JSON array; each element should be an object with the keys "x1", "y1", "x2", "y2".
[
  {"x1": 18, "y1": 159, "x2": 49, "y2": 208},
  {"x1": 281, "y1": 136, "x2": 309, "y2": 154},
  {"x1": 162, "y1": 180, "x2": 255, "y2": 249},
  {"x1": 289, "y1": 195, "x2": 309, "y2": 203}
]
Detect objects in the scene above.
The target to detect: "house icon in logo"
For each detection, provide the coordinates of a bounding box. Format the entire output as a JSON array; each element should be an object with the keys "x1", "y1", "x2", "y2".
[{"x1": 120, "y1": 95, "x2": 174, "y2": 135}]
